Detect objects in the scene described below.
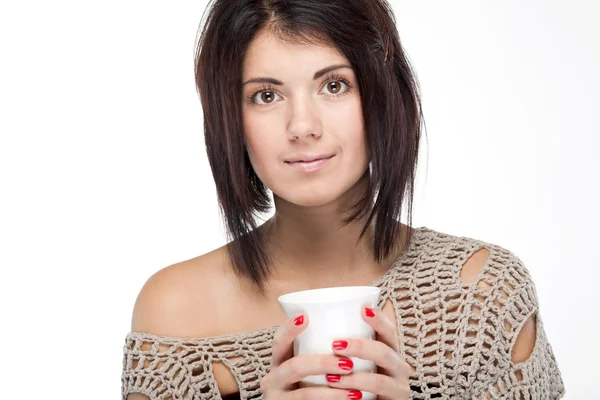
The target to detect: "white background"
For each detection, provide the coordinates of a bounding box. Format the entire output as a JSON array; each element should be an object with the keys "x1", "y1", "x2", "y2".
[{"x1": 0, "y1": 0, "x2": 597, "y2": 398}]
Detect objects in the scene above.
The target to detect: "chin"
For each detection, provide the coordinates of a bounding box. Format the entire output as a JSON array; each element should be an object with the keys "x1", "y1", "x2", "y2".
[
  {"x1": 278, "y1": 192, "x2": 341, "y2": 208},
  {"x1": 268, "y1": 166, "x2": 370, "y2": 208},
  {"x1": 272, "y1": 179, "x2": 362, "y2": 209}
]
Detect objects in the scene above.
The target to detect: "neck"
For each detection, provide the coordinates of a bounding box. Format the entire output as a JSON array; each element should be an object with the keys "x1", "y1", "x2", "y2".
[{"x1": 261, "y1": 176, "x2": 407, "y2": 289}]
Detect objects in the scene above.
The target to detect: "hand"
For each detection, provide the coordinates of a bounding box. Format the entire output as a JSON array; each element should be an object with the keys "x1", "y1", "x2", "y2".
[
  {"x1": 326, "y1": 307, "x2": 411, "y2": 400},
  {"x1": 261, "y1": 313, "x2": 364, "y2": 399}
]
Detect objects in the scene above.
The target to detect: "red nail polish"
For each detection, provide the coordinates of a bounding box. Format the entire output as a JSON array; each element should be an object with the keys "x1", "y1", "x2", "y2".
[
  {"x1": 348, "y1": 390, "x2": 363, "y2": 399},
  {"x1": 326, "y1": 374, "x2": 341, "y2": 383},
  {"x1": 333, "y1": 340, "x2": 348, "y2": 350},
  {"x1": 293, "y1": 315, "x2": 304, "y2": 325},
  {"x1": 338, "y1": 358, "x2": 353, "y2": 370},
  {"x1": 365, "y1": 307, "x2": 375, "y2": 317}
]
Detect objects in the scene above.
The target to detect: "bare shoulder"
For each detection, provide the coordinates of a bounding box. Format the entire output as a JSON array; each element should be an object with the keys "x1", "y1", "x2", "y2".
[
  {"x1": 131, "y1": 245, "x2": 234, "y2": 338},
  {"x1": 127, "y1": 245, "x2": 266, "y2": 399}
]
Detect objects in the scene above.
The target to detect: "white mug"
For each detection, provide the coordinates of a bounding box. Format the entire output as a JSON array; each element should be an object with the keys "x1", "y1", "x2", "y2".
[{"x1": 278, "y1": 286, "x2": 381, "y2": 400}]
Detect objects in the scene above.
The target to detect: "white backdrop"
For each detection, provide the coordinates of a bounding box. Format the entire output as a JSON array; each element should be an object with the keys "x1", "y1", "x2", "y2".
[{"x1": 0, "y1": 0, "x2": 597, "y2": 398}]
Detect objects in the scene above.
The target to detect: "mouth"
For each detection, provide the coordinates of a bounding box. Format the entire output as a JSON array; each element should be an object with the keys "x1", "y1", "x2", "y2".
[
  {"x1": 285, "y1": 154, "x2": 335, "y2": 164},
  {"x1": 284, "y1": 154, "x2": 335, "y2": 172}
]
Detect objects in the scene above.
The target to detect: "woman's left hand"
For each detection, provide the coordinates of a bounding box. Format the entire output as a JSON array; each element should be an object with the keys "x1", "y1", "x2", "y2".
[{"x1": 327, "y1": 307, "x2": 411, "y2": 400}]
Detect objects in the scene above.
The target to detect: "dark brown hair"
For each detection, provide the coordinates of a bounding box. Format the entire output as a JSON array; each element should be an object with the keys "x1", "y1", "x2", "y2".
[{"x1": 194, "y1": 0, "x2": 425, "y2": 297}]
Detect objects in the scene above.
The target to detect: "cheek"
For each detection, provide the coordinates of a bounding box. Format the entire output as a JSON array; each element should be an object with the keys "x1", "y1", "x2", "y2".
[
  {"x1": 243, "y1": 114, "x2": 277, "y2": 178},
  {"x1": 243, "y1": 114, "x2": 263, "y2": 157},
  {"x1": 338, "y1": 100, "x2": 367, "y2": 158}
]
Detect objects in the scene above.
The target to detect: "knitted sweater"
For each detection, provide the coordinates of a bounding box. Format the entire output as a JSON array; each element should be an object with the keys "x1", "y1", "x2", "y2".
[{"x1": 121, "y1": 226, "x2": 564, "y2": 399}]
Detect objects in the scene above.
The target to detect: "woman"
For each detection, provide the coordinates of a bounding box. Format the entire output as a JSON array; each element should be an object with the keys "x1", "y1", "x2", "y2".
[{"x1": 122, "y1": 0, "x2": 564, "y2": 399}]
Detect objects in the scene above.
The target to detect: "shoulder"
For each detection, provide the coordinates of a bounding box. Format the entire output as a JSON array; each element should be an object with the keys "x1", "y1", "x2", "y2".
[
  {"x1": 124, "y1": 246, "x2": 269, "y2": 399},
  {"x1": 446, "y1": 229, "x2": 541, "y2": 363},
  {"x1": 423, "y1": 227, "x2": 536, "y2": 289},
  {"x1": 423, "y1": 227, "x2": 540, "y2": 363},
  {"x1": 130, "y1": 245, "x2": 233, "y2": 337}
]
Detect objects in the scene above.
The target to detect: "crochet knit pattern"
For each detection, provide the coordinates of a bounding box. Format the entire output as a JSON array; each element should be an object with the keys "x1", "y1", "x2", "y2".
[{"x1": 122, "y1": 226, "x2": 564, "y2": 399}]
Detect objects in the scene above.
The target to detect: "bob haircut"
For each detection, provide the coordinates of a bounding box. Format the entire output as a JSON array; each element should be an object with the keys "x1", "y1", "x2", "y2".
[{"x1": 194, "y1": 0, "x2": 424, "y2": 297}]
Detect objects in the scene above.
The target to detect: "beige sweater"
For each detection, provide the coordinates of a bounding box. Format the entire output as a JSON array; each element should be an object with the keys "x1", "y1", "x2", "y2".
[{"x1": 121, "y1": 226, "x2": 564, "y2": 399}]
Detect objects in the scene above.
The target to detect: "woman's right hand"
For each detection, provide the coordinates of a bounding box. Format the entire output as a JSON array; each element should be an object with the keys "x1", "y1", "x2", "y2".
[{"x1": 260, "y1": 314, "x2": 362, "y2": 399}]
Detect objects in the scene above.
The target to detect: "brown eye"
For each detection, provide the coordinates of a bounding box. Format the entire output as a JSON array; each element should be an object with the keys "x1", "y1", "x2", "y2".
[
  {"x1": 327, "y1": 81, "x2": 341, "y2": 94},
  {"x1": 260, "y1": 91, "x2": 275, "y2": 103},
  {"x1": 251, "y1": 89, "x2": 280, "y2": 105},
  {"x1": 321, "y1": 78, "x2": 350, "y2": 96}
]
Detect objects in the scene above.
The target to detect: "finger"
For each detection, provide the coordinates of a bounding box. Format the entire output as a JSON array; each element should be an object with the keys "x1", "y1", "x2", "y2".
[
  {"x1": 272, "y1": 314, "x2": 309, "y2": 368},
  {"x1": 362, "y1": 307, "x2": 400, "y2": 353},
  {"x1": 331, "y1": 337, "x2": 407, "y2": 378},
  {"x1": 273, "y1": 353, "x2": 354, "y2": 389},
  {"x1": 325, "y1": 371, "x2": 410, "y2": 399},
  {"x1": 286, "y1": 386, "x2": 361, "y2": 400}
]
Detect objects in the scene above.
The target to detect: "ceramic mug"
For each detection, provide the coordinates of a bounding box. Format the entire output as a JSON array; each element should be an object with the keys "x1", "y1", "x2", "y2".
[{"x1": 278, "y1": 286, "x2": 381, "y2": 400}]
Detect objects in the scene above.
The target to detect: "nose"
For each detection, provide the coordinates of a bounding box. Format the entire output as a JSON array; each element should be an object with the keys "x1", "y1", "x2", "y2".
[{"x1": 286, "y1": 96, "x2": 323, "y2": 142}]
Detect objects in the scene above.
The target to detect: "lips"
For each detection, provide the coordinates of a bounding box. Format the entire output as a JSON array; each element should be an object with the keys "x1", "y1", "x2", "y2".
[
  {"x1": 285, "y1": 154, "x2": 335, "y2": 163},
  {"x1": 285, "y1": 154, "x2": 334, "y2": 172},
  {"x1": 288, "y1": 156, "x2": 332, "y2": 163}
]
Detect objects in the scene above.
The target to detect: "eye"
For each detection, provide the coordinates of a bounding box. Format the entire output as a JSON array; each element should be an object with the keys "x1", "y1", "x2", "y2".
[
  {"x1": 321, "y1": 80, "x2": 347, "y2": 96},
  {"x1": 320, "y1": 74, "x2": 353, "y2": 97},
  {"x1": 250, "y1": 89, "x2": 281, "y2": 106}
]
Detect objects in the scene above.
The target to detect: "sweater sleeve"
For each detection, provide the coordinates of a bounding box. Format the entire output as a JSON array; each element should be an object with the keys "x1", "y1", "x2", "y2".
[
  {"x1": 121, "y1": 332, "x2": 222, "y2": 400},
  {"x1": 470, "y1": 253, "x2": 565, "y2": 399}
]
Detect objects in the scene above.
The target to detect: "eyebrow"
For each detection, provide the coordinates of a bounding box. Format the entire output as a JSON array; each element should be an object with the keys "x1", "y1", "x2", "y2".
[{"x1": 242, "y1": 64, "x2": 352, "y2": 86}]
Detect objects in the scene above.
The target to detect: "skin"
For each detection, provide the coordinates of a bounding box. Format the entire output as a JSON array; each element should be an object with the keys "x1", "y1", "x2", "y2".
[
  {"x1": 241, "y1": 28, "x2": 411, "y2": 399},
  {"x1": 241, "y1": 28, "x2": 408, "y2": 289},
  {"x1": 128, "y1": 26, "x2": 538, "y2": 400},
  {"x1": 263, "y1": 308, "x2": 411, "y2": 399}
]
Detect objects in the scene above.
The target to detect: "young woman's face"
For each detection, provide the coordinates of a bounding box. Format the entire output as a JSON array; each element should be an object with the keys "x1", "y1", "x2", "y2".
[{"x1": 241, "y1": 29, "x2": 369, "y2": 208}]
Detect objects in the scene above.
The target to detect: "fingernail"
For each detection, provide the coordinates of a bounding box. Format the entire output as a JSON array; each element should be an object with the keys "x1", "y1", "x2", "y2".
[
  {"x1": 293, "y1": 315, "x2": 304, "y2": 326},
  {"x1": 348, "y1": 390, "x2": 362, "y2": 399},
  {"x1": 326, "y1": 374, "x2": 341, "y2": 383},
  {"x1": 338, "y1": 358, "x2": 353, "y2": 370},
  {"x1": 365, "y1": 307, "x2": 375, "y2": 317},
  {"x1": 332, "y1": 340, "x2": 348, "y2": 350}
]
